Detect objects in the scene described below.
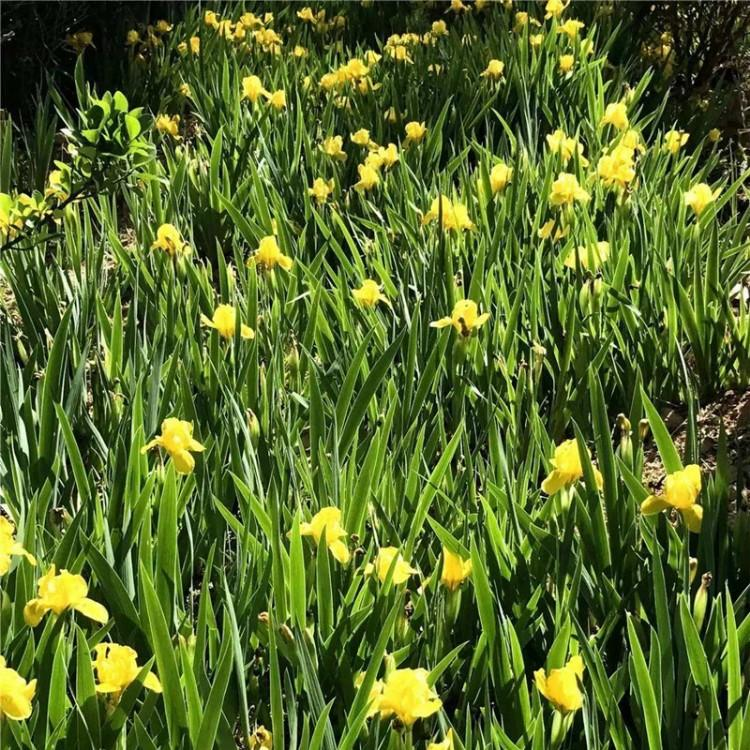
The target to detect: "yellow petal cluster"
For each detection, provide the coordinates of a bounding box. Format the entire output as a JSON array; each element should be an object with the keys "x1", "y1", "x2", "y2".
[
  {"x1": 431, "y1": 299, "x2": 490, "y2": 336},
  {"x1": 142, "y1": 417, "x2": 206, "y2": 474},
  {"x1": 541, "y1": 439, "x2": 603, "y2": 494},
  {"x1": 308, "y1": 177, "x2": 335, "y2": 204},
  {"x1": 480, "y1": 59, "x2": 505, "y2": 80},
  {"x1": 489, "y1": 162, "x2": 513, "y2": 194},
  {"x1": 24, "y1": 565, "x2": 109, "y2": 627},
  {"x1": 684, "y1": 182, "x2": 719, "y2": 216},
  {"x1": 601, "y1": 102, "x2": 629, "y2": 131},
  {"x1": 564, "y1": 241, "x2": 610, "y2": 271},
  {"x1": 641, "y1": 464, "x2": 703, "y2": 532},
  {"x1": 373, "y1": 668, "x2": 442, "y2": 726},
  {"x1": 597, "y1": 144, "x2": 636, "y2": 189},
  {"x1": 535, "y1": 655, "x2": 585, "y2": 712},
  {"x1": 300, "y1": 507, "x2": 350, "y2": 564},
  {"x1": 0, "y1": 657, "x2": 36, "y2": 721},
  {"x1": 201, "y1": 304, "x2": 254, "y2": 340},
  {"x1": 155, "y1": 114, "x2": 181, "y2": 140},
  {"x1": 250, "y1": 235, "x2": 293, "y2": 271},
  {"x1": 0, "y1": 517, "x2": 36, "y2": 575},
  {"x1": 151, "y1": 223, "x2": 189, "y2": 257},
  {"x1": 366, "y1": 547, "x2": 417, "y2": 584},
  {"x1": 440, "y1": 547, "x2": 472, "y2": 591},
  {"x1": 546, "y1": 129, "x2": 588, "y2": 166},
  {"x1": 93, "y1": 643, "x2": 162, "y2": 700},
  {"x1": 352, "y1": 279, "x2": 389, "y2": 308},
  {"x1": 422, "y1": 195, "x2": 474, "y2": 231},
  {"x1": 549, "y1": 172, "x2": 590, "y2": 207}
]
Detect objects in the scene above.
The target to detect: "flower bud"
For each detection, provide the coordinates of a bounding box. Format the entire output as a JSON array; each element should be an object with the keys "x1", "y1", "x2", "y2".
[
  {"x1": 279, "y1": 623, "x2": 295, "y2": 643},
  {"x1": 247, "y1": 409, "x2": 261, "y2": 447},
  {"x1": 638, "y1": 419, "x2": 650, "y2": 441},
  {"x1": 689, "y1": 557, "x2": 698, "y2": 584},
  {"x1": 285, "y1": 342, "x2": 299, "y2": 377},
  {"x1": 616, "y1": 413, "x2": 633, "y2": 465},
  {"x1": 692, "y1": 572, "x2": 712, "y2": 631}
]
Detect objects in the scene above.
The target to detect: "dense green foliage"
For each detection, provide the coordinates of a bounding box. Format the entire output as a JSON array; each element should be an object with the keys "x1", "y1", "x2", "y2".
[{"x1": 0, "y1": 2, "x2": 749, "y2": 749}]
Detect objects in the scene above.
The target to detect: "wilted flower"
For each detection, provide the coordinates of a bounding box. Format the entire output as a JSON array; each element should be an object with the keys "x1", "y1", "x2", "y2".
[
  {"x1": 24, "y1": 566, "x2": 109, "y2": 627},
  {"x1": 300, "y1": 507, "x2": 350, "y2": 564},
  {"x1": 0, "y1": 658, "x2": 36, "y2": 720},
  {"x1": 250, "y1": 235, "x2": 293, "y2": 271},
  {"x1": 366, "y1": 547, "x2": 417, "y2": 584},
  {"x1": 142, "y1": 418, "x2": 205, "y2": 474},
  {"x1": 201, "y1": 304, "x2": 254, "y2": 340},
  {"x1": 93, "y1": 643, "x2": 162, "y2": 701},
  {"x1": 641, "y1": 464, "x2": 703, "y2": 532},
  {"x1": 431, "y1": 299, "x2": 490, "y2": 336},
  {"x1": 535, "y1": 655, "x2": 585, "y2": 712},
  {"x1": 541, "y1": 439, "x2": 603, "y2": 494}
]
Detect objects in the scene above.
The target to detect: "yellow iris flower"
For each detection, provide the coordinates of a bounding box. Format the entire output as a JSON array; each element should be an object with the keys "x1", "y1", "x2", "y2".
[
  {"x1": 24, "y1": 565, "x2": 109, "y2": 627},
  {"x1": 142, "y1": 417, "x2": 206, "y2": 474}
]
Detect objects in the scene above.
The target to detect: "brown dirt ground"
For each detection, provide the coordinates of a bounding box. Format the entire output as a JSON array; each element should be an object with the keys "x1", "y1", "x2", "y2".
[{"x1": 642, "y1": 388, "x2": 750, "y2": 510}]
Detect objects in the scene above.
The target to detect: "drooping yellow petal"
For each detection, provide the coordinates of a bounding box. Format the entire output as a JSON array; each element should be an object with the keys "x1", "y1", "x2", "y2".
[
  {"x1": 640, "y1": 495, "x2": 671, "y2": 515},
  {"x1": 143, "y1": 672, "x2": 163, "y2": 693},
  {"x1": 541, "y1": 470, "x2": 567, "y2": 496},
  {"x1": 681, "y1": 504, "x2": 703, "y2": 533},
  {"x1": 23, "y1": 599, "x2": 49, "y2": 627},
  {"x1": 171, "y1": 449, "x2": 196, "y2": 475},
  {"x1": 74, "y1": 598, "x2": 109, "y2": 624}
]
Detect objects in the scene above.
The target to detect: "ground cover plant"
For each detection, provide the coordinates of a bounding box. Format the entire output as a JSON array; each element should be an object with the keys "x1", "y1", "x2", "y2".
[{"x1": 1, "y1": 1, "x2": 749, "y2": 748}]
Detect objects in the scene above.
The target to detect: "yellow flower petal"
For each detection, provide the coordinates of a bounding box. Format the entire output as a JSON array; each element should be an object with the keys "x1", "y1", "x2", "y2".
[
  {"x1": 640, "y1": 495, "x2": 671, "y2": 515},
  {"x1": 74, "y1": 598, "x2": 109, "y2": 624}
]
